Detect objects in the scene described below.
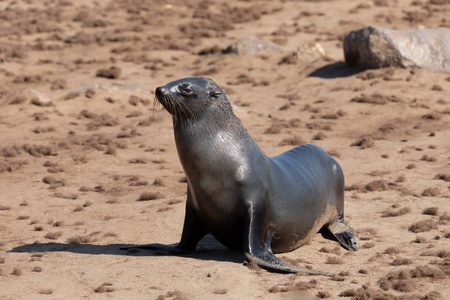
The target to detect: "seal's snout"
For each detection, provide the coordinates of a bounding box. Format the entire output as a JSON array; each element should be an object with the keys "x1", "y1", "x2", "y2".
[
  {"x1": 155, "y1": 86, "x2": 164, "y2": 99},
  {"x1": 154, "y1": 85, "x2": 177, "y2": 116}
]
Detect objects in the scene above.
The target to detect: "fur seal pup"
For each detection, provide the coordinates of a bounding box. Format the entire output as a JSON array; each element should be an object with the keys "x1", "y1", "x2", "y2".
[{"x1": 121, "y1": 77, "x2": 359, "y2": 275}]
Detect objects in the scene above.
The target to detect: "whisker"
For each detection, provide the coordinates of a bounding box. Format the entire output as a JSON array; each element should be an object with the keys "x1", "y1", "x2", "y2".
[{"x1": 152, "y1": 96, "x2": 162, "y2": 122}]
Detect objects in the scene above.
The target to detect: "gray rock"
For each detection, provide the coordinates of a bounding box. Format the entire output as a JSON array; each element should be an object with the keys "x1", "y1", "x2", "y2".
[
  {"x1": 223, "y1": 36, "x2": 282, "y2": 55},
  {"x1": 344, "y1": 26, "x2": 450, "y2": 73}
]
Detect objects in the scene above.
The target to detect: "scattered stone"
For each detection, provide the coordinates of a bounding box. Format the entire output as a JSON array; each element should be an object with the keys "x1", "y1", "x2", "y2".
[
  {"x1": 351, "y1": 135, "x2": 374, "y2": 149},
  {"x1": 85, "y1": 89, "x2": 96, "y2": 98},
  {"x1": 51, "y1": 79, "x2": 67, "y2": 90},
  {"x1": 9, "y1": 95, "x2": 27, "y2": 105},
  {"x1": 422, "y1": 187, "x2": 440, "y2": 197},
  {"x1": 435, "y1": 173, "x2": 450, "y2": 182},
  {"x1": 279, "y1": 43, "x2": 326, "y2": 64},
  {"x1": 63, "y1": 91, "x2": 80, "y2": 100},
  {"x1": 94, "y1": 282, "x2": 114, "y2": 293},
  {"x1": 96, "y1": 66, "x2": 121, "y2": 79},
  {"x1": 27, "y1": 89, "x2": 53, "y2": 106},
  {"x1": 223, "y1": 36, "x2": 282, "y2": 55}
]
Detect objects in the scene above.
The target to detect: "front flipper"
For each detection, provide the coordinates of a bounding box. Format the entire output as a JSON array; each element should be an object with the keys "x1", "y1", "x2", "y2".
[
  {"x1": 245, "y1": 231, "x2": 330, "y2": 276},
  {"x1": 327, "y1": 218, "x2": 359, "y2": 251},
  {"x1": 244, "y1": 200, "x2": 329, "y2": 276},
  {"x1": 120, "y1": 188, "x2": 208, "y2": 253}
]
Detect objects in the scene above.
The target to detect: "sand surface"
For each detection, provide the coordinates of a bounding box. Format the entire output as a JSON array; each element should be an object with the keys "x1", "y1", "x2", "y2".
[{"x1": 0, "y1": 0, "x2": 449, "y2": 299}]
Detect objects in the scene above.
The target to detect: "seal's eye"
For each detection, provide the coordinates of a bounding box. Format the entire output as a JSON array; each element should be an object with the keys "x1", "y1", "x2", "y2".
[
  {"x1": 210, "y1": 92, "x2": 221, "y2": 99},
  {"x1": 179, "y1": 84, "x2": 193, "y2": 95}
]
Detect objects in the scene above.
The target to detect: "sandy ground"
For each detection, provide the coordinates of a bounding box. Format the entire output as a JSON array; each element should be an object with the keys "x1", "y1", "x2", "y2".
[{"x1": 0, "y1": 0, "x2": 449, "y2": 299}]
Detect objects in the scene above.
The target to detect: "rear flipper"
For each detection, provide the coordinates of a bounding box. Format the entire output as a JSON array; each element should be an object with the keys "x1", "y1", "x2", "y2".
[{"x1": 327, "y1": 218, "x2": 359, "y2": 251}]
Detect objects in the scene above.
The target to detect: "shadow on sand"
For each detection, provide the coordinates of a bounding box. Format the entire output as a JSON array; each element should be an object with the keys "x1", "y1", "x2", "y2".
[
  {"x1": 308, "y1": 61, "x2": 363, "y2": 79},
  {"x1": 9, "y1": 234, "x2": 246, "y2": 264},
  {"x1": 10, "y1": 230, "x2": 345, "y2": 263}
]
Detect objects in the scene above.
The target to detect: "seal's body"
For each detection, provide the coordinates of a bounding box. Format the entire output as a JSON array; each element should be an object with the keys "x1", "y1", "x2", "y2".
[{"x1": 122, "y1": 77, "x2": 359, "y2": 275}]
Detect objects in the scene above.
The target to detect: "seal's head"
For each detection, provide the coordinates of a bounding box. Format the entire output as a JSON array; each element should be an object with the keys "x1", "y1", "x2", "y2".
[{"x1": 155, "y1": 77, "x2": 233, "y2": 121}]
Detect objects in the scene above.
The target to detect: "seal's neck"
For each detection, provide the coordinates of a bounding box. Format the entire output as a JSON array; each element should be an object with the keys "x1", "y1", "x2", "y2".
[
  {"x1": 172, "y1": 112, "x2": 263, "y2": 162},
  {"x1": 173, "y1": 112, "x2": 248, "y2": 139}
]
